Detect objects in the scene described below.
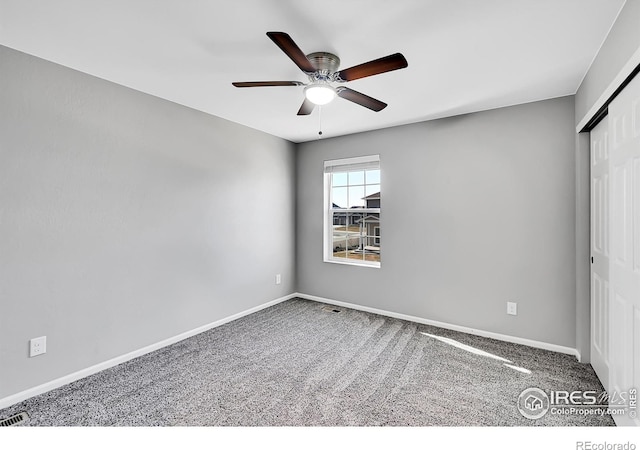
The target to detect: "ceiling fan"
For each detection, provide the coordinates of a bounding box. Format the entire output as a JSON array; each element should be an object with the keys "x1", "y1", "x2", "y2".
[{"x1": 232, "y1": 32, "x2": 408, "y2": 115}]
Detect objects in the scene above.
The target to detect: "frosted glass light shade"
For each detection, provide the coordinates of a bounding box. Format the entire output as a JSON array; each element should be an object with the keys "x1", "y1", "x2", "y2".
[{"x1": 304, "y1": 83, "x2": 336, "y2": 105}]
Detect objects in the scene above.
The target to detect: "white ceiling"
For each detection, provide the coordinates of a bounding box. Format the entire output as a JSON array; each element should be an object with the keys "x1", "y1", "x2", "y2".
[{"x1": 0, "y1": 0, "x2": 626, "y2": 143}]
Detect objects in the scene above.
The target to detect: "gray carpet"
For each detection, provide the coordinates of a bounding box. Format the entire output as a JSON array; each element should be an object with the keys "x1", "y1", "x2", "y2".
[{"x1": 0, "y1": 298, "x2": 613, "y2": 426}]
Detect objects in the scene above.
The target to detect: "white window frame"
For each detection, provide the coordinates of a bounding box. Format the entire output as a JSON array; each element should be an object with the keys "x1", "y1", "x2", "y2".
[{"x1": 323, "y1": 155, "x2": 380, "y2": 268}]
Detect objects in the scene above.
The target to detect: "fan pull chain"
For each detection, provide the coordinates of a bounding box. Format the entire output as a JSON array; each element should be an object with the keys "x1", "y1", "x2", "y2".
[{"x1": 318, "y1": 106, "x2": 323, "y2": 139}]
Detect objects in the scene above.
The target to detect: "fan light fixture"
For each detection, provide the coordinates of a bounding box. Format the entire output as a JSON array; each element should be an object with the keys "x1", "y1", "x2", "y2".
[
  {"x1": 304, "y1": 83, "x2": 336, "y2": 105},
  {"x1": 232, "y1": 32, "x2": 408, "y2": 115}
]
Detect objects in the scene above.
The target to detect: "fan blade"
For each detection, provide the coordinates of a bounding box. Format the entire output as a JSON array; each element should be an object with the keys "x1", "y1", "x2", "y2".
[
  {"x1": 232, "y1": 81, "x2": 304, "y2": 87},
  {"x1": 267, "y1": 32, "x2": 316, "y2": 74},
  {"x1": 336, "y1": 53, "x2": 408, "y2": 82},
  {"x1": 297, "y1": 98, "x2": 315, "y2": 116},
  {"x1": 336, "y1": 87, "x2": 387, "y2": 112}
]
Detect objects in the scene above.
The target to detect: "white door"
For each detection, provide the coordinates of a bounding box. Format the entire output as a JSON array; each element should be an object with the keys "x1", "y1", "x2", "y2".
[
  {"x1": 608, "y1": 72, "x2": 640, "y2": 427},
  {"x1": 590, "y1": 118, "x2": 610, "y2": 389}
]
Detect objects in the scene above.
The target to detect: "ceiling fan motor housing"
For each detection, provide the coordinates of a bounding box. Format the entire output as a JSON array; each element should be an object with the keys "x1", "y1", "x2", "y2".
[{"x1": 306, "y1": 52, "x2": 340, "y2": 81}]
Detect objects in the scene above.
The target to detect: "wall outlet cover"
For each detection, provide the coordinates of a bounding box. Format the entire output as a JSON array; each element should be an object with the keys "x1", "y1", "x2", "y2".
[{"x1": 30, "y1": 336, "x2": 47, "y2": 357}]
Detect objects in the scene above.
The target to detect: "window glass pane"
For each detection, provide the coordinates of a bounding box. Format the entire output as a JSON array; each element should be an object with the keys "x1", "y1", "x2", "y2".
[
  {"x1": 365, "y1": 169, "x2": 380, "y2": 184},
  {"x1": 340, "y1": 212, "x2": 353, "y2": 233},
  {"x1": 343, "y1": 231, "x2": 361, "y2": 261},
  {"x1": 332, "y1": 211, "x2": 346, "y2": 227},
  {"x1": 332, "y1": 187, "x2": 348, "y2": 209},
  {"x1": 348, "y1": 171, "x2": 365, "y2": 186},
  {"x1": 362, "y1": 217, "x2": 379, "y2": 246},
  {"x1": 364, "y1": 231, "x2": 380, "y2": 247},
  {"x1": 332, "y1": 234, "x2": 347, "y2": 259},
  {"x1": 334, "y1": 212, "x2": 350, "y2": 232},
  {"x1": 365, "y1": 184, "x2": 380, "y2": 197},
  {"x1": 348, "y1": 185, "x2": 365, "y2": 208},
  {"x1": 332, "y1": 172, "x2": 348, "y2": 187},
  {"x1": 363, "y1": 228, "x2": 380, "y2": 262},
  {"x1": 346, "y1": 232, "x2": 360, "y2": 251}
]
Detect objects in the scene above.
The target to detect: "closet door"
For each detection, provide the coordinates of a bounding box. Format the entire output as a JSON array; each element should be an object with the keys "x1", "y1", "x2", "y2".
[
  {"x1": 608, "y1": 72, "x2": 640, "y2": 427},
  {"x1": 590, "y1": 118, "x2": 610, "y2": 389}
]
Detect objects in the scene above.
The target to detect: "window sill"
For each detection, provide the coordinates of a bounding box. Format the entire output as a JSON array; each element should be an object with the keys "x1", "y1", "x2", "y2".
[{"x1": 323, "y1": 258, "x2": 380, "y2": 269}]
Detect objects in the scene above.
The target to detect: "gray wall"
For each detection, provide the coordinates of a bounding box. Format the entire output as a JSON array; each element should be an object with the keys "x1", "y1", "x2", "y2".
[
  {"x1": 297, "y1": 96, "x2": 577, "y2": 347},
  {"x1": 0, "y1": 46, "x2": 296, "y2": 399},
  {"x1": 575, "y1": 0, "x2": 640, "y2": 126}
]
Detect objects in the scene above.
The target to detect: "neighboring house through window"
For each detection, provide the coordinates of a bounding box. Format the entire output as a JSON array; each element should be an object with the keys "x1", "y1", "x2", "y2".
[{"x1": 324, "y1": 155, "x2": 380, "y2": 267}]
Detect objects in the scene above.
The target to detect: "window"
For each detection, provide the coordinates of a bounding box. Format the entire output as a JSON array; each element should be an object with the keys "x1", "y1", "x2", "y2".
[{"x1": 324, "y1": 155, "x2": 380, "y2": 267}]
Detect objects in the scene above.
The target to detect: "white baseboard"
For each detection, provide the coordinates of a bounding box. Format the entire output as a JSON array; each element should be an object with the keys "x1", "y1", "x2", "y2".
[
  {"x1": 295, "y1": 292, "x2": 579, "y2": 358},
  {"x1": 0, "y1": 293, "x2": 297, "y2": 410}
]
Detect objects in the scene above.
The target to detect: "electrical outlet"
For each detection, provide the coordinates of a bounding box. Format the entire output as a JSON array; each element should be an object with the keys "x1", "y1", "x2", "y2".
[
  {"x1": 507, "y1": 302, "x2": 518, "y2": 316},
  {"x1": 30, "y1": 336, "x2": 47, "y2": 357},
  {"x1": 275, "y1": 274, "x2": 282, "y2": 285}
]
